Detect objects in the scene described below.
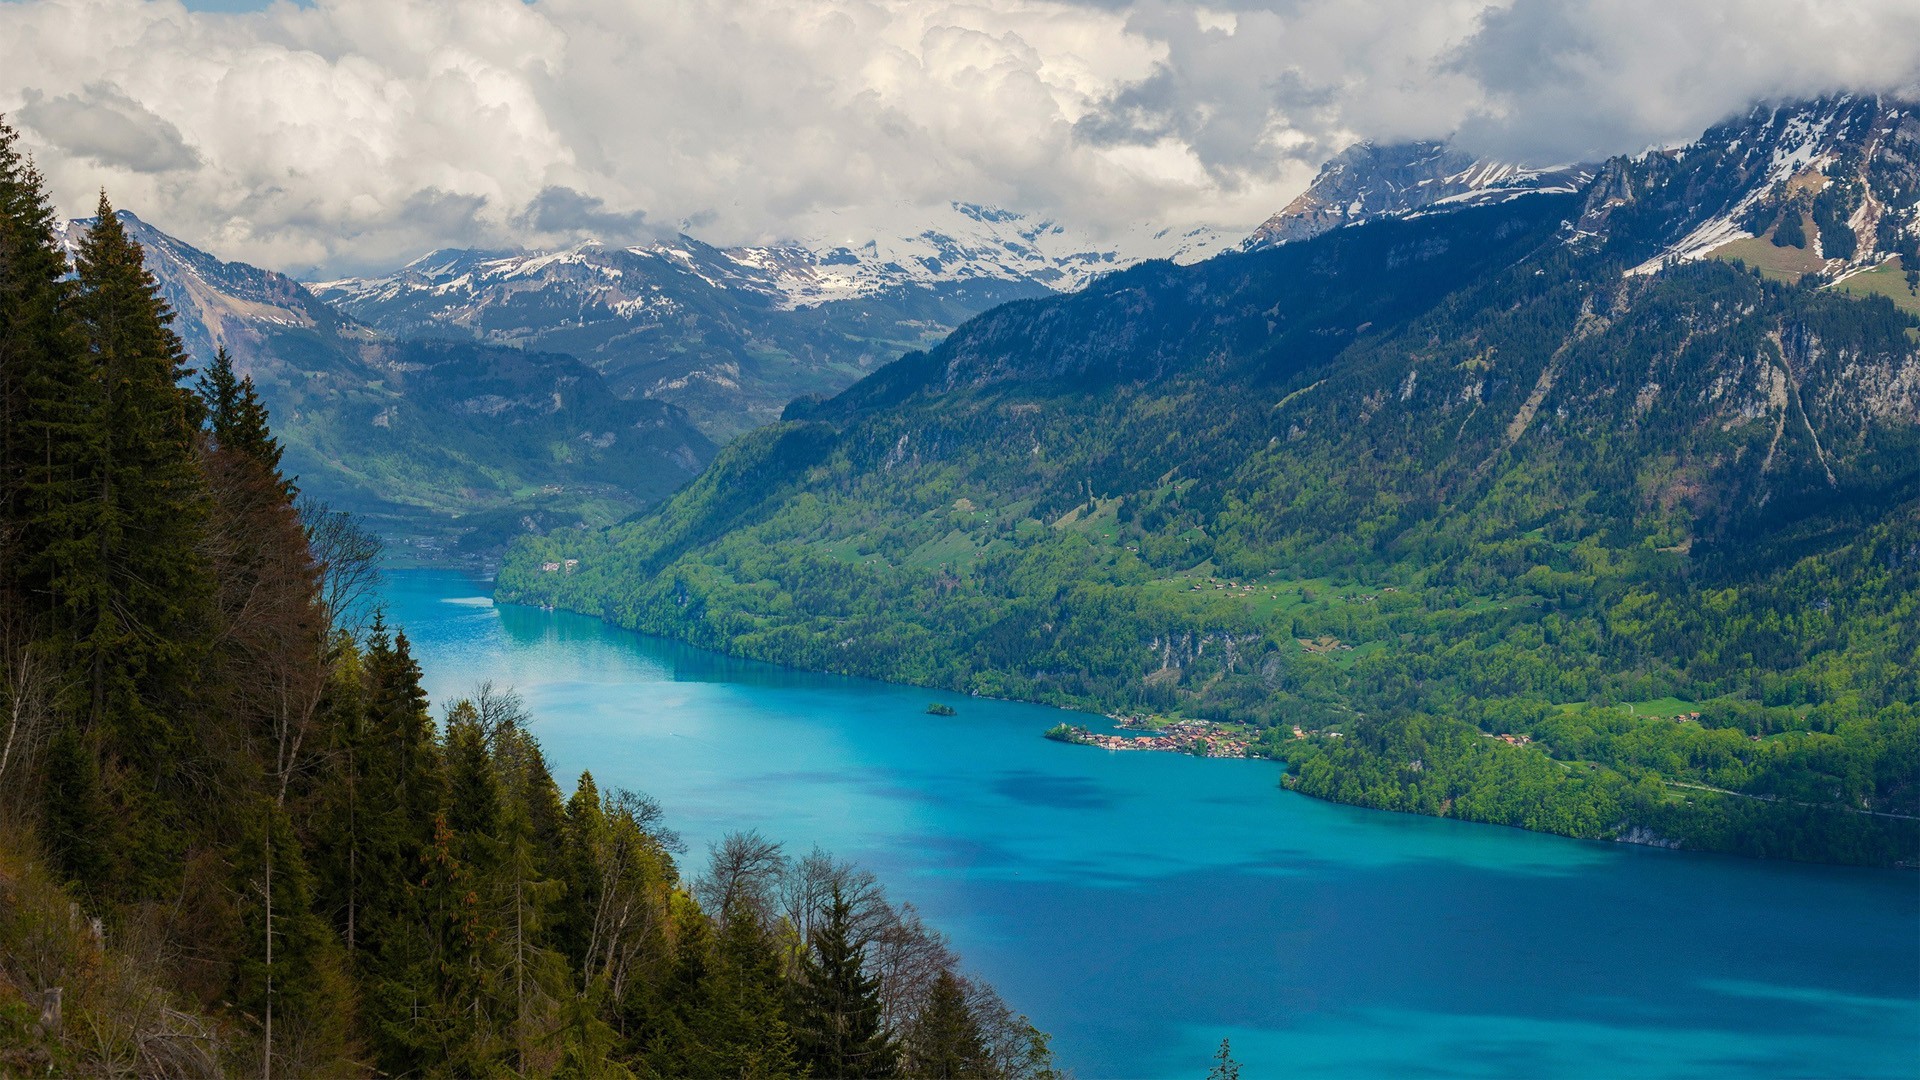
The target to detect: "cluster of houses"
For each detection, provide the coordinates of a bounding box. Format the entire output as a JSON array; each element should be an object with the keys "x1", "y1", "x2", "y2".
[
  {"x1": 539, "y1": 558, "x2": 581, "y2": 573},
  {"x1": 1190, "y1": 577, "x2": 1261, "y2": 596},
  {"x1": 1052, "y1": 717, "x2": 1256, "y2": 758}
]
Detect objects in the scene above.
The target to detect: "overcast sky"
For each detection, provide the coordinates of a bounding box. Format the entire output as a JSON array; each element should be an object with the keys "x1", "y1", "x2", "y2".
[{"x1": 3, "y1": 0, "x2": 1917, "y2": 277}]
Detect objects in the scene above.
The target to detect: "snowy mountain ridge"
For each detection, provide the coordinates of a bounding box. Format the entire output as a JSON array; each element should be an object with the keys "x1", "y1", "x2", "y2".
[
  {"x1": 314, "y1": 201, "x2": 1237, "y2": 316},
  {"x1": 1242, "y1": 141, "x2": 1597, "y2": 250},
  {"x1": 1568, "y1": 95, "x2": 1920, "y2": 277}
]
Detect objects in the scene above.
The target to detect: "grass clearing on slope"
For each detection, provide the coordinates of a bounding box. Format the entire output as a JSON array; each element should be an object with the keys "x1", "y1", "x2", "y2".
[
  {"x1": 1710, "y1": 230, "x2": 1829, "y2": 283},
  {"x1": 1830, "y1": 258, "x2": 1920, "y2": 314}
]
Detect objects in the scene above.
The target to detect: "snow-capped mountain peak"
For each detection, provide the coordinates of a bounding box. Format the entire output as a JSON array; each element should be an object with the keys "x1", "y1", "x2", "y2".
[
  {"x1": 1242, "y1": 141, "x2": 1597, "y2": 250},
  {"x1": 1575, "y1": 95, "x2": 1920, "y2": 277}
]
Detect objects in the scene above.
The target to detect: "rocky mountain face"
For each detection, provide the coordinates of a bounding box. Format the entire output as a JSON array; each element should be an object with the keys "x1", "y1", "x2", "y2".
[
  {"x1": 1571, "y1": 95, "x2": 1920, "y2": 276},
  {"x1": 1242, "y1": 141, "x2": 1595, "y2": 250},
  {"x1": 65, "y1": 213, "x2": 714, "y2": 554},
  {"x1": 311, "y1": 203, "x2": 1235, "y2": 437},
  {"x1": 1244, "y1": 95, "x2": 1920, "y2": 288}
]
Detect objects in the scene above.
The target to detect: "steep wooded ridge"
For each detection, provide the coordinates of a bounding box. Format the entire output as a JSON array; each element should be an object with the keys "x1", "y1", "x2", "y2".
[
  {"x1": 59, "y1": 213, "x2": 717, "y2": 556},
  {"x1": 0, "y1": 122, "x2": 1054, "y2": 1077},
  {"x1": 502, "y1": 96, "x2": 1920, "y2": 867}
]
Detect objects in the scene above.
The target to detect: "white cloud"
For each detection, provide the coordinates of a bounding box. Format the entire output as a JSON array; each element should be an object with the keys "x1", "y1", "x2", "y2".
[{"x1": 0, "y1": 0, "x2": 1915, "y2": 276}]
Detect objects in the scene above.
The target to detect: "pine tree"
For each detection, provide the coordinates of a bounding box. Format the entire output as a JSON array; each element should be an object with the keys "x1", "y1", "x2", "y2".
[
  {"x1": 1206, "y1": 1038, "x2": 1241, "y2": 1080},
  {"x1": 354, "y1": 621, "x2": 455, "y2": 1075},
  {"x1": 198, "y1": 346, "x2": 292, "y2": 496},
  {"x1": 792, "y1": 886, "x2": 898, "y2": 1078},
  {"x1": 306, "y1": 644, "x2": 371, "y2": 957},
  {"x1": 904, "y1": 970, "x2": 989, "y2": 1079},
  {"x1": 38, "y1": 718, "x2": 107, "y2": 888},
  {"x1": 28, "y1": 191, "x2": 218, "y2": 897},
  {"x1": 0, "y1": 116, "x2": 87, "y2": 634},
  {"x1": 709, "y1": 899, "x2": 801, "y2": 1078},
  {"x1": 231, "y1": 797, "x2": 351, "y2": 1078},
  {"x1": 558, "y1": 771, "x2": 606, "y2": 972},
  {"x1": 489, "y1": 716, "x2": 571, "y2": 1072},
  {"x1": 645, "y1": 901, "x2": 722, "y2": 1078},
  {"x1": 446, "y1": 705, "x2": 503, "y2": 855},
  {"x1": 197, "y1": 341, "x2": 324, "y2": 808},
  {"x1": 365, "y1": 625, "x2": 442, "y2": 832}
]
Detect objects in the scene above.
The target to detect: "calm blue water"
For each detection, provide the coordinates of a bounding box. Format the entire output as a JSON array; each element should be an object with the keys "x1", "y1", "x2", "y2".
[{"x1": 381, "y1": 570, "x2": 1920, "y2": 1079}]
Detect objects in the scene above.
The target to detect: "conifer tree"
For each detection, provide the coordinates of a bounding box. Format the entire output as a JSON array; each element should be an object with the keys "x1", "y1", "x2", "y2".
[
  {"x1": 306, "y1": 644, "x2": 371, "y2": 956},
  {"x1": 38, "y1": 718, "x2": 107, "y2": 887},
  {"x1": 446, "y1": 703, "x2": 504, "y2": 871},
  {"x1": 793, "y1": 885, "x2": 898, "y2": 1078},
  {"x1": 487, "y1": 711, "x2": 572, "y2": 1072},
  {"x1": 0, "y1": 116, "x2": 87, "y2": 634},
  {"x1": 1206, "y1": 1038, "x2": 1241, "y2": 1080},
  {"x1": 231, "y1": 797, "x2": 351, "y2": 1077},
  {"x1": 199, "y1": 346, "x2": 291, "y2": 496},
  {"x1": 355, "y1": 621, "x2": 456, "y2": 1075},
  {"x1": 197, "y1": 341, "x2": 324, "y2": 809},
  {"x1": 904, "y1": 970, "x2": 989, "y2": 1079},
  {"x1": 709, "y1": 898, "x2": 801, "y2": 1079},
  {"x1": 61, "y1": 191, "x2": 215, "y2": 896},
  {"x1": 645, "y1": 899, "x2": 722, "y2": 1077},
  {"x1": 559, "y1": 771, "x2": 607, "y2": 970}
]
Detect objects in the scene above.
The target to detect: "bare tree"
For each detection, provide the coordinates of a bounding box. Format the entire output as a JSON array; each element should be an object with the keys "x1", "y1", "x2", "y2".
[
  {"x1": 694, "y1": 830, "x2": 786, "y2": 929},
  {"x1": 299, "y1": 497, "x2": 383, "y2": 641},
  {"x1": 964, "y1": 976, "x2": 1061, "y2": 1080},
  {"x1": 471, "y1": 681, "x2": 531, "y2": 746},
  {"x1": 778, "y1": 846, "x2": 889, "y2": 960},
  {"x1": 771, "y1": 846, "x2": 959, "y2": 1032},
  {"x1": 868, "y1": 901, "x2": 958, "y2": 1034},
  {"x1": 580, "y1": 788, "x2": 680, "y2": 1006}
]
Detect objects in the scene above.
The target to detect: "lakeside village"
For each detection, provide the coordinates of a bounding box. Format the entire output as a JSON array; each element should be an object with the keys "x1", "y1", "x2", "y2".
[{"x1": 1045, "y1": 715, "x2": 1262, "y2": 758}]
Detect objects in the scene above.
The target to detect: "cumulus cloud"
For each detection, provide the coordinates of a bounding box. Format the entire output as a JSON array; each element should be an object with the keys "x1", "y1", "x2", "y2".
[
  {"x1": 17, "y1": 82, "x2": 201, "y2": 173},
  {"x1": 0, "y1": 0, "x2": 1914, "y2": 276}
]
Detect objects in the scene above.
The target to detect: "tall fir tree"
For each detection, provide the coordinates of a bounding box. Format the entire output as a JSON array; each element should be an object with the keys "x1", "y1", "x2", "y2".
[
  {"x1": 709, "y1": 898, "x2": 801, "y2": 1079},
  {"x1": 0, "y1": 116, "x2": 87, "y2": 635},
  {"x1": 62, "y1": 192, "x2": 216, "y2": 897},
  {"x1": 558, "y1": 770, "x2": 607, "y2": 972},
  {"x1": 792, "y1": 886, "x2": 898, "y2": 1079},
  {"x1": 198, "y1": 346, "x2": 292, "y2": 497},
  {"x1": 352, "y1": 619, "x2": 456, "y2": 1075},
  {"x1": 231, "y1": 796, "x2": 353, "y2": 1077}
]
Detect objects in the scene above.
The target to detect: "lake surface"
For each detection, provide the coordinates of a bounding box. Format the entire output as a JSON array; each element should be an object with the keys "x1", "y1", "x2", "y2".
[{"x1": 382, "y1": 569, "x2": 1920, "y2": 1079}]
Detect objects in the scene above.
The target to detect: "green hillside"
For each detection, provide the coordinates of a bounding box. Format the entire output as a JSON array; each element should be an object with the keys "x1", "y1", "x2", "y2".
[{"x1": 501, "y1": 191, "x2": 1920, "y2": 866}]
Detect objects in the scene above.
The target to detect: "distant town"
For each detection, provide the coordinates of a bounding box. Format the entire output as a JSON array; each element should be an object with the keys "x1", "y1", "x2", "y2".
[{"x1": 1046, "y1": 716, "x2": 1257, "y2": 758}]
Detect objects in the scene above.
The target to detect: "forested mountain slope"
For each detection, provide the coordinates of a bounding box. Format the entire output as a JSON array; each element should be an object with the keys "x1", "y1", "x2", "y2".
[
  {"x1": 502, "y1": 99, "x2": 1920, "y2": 866},
  {"x1": 62, "y1": 213, "x2": 716, "y2": 555}
]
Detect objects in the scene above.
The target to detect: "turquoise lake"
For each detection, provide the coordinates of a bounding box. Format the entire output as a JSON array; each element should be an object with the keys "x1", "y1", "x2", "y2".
[{"x1": 381, "y1": 569, "x2": 1920, "y2": 1079}]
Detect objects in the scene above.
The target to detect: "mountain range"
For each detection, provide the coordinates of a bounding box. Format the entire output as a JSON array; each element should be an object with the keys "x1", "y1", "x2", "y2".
[
  {"x1": 97, "y1": 94, "x2": 1920, "y2": 562},
  {"x1": 61, "y1": 212, "x2": 718, "y2": 558},
  {"x1": 93, "y1": 201, "x2": 1242, "y2": 553},
  {"x1": 494, "y1": 94, "x2": 1920, "y2": 865},
  {"x1": 307, "y1": 202, "x2": 1237, "y2": 439}
]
